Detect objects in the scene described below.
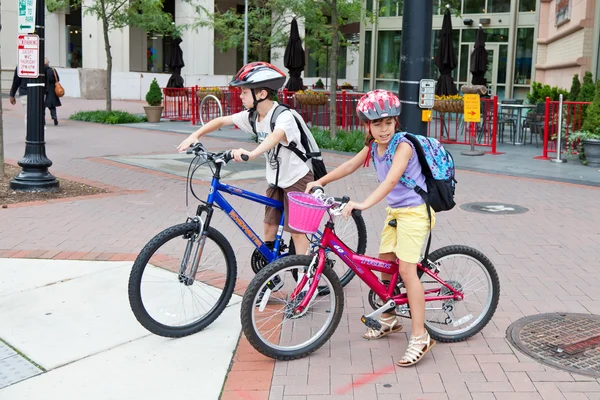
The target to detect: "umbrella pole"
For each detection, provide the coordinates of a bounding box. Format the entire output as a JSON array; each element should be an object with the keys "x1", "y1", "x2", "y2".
[{"x1": 461, "y1": 122, "x2": 485, "y2": 156}]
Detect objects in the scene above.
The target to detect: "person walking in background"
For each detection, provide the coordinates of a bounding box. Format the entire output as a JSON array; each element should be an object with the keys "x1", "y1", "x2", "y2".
[
  {"x1": 44, "y1": 58, "x2": 61, "y2": 125},
  {"x1": 9, "y1": 66, "x2": 28, "y2": 126}
]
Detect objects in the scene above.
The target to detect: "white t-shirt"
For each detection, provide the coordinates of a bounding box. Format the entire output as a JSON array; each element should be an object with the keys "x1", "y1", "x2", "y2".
[{"x1": 231, "y1": 102, "x2": 310, "y2": 188}]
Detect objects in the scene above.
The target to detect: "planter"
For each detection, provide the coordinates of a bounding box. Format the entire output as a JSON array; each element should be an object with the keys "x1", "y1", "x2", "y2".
[
  {"x1": 582, "y1": 138, "x2": 600, "y2": 167},
  {"x1": 295, "y1": 93, "x2": 329, "y2": 106},
  {"x1": 144, "y1": 106, "x2": 164, "y2": 123},
  {"x1": 196, "y1": 91, "x2": 224, "y2": 101},
  {"x1": 433, "y1": 100, "x2": 464, "y2": 114}
]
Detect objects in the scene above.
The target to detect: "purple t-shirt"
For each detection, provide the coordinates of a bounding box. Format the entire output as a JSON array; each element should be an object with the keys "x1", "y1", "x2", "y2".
[{"x1": 373, "y1": 138, "x2": 426, "y2": 208}]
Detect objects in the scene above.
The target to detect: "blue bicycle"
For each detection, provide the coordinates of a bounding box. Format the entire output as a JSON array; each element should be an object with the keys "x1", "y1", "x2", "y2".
[{"x1": 128, "y1": 142, "x2": 367, "y2": 337}]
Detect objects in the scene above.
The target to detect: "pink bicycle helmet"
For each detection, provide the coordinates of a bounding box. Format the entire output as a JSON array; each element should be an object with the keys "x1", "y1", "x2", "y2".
[
  {"x1": 230, "y1": 61, "x2": 286, "y2": 92},
  {"x1": 356, "y1": 89, "x2": 401, "y2": 121}
]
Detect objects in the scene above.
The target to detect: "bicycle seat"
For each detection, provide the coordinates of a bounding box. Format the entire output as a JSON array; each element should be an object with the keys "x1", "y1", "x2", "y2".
[{"x1": 388, "y1": 219, "x2": 397, "y2": 228}]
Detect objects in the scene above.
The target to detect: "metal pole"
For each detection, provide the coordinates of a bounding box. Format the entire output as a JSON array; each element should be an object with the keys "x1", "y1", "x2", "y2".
[
  {"x1": 10, "y1": 0, "x2": 59, "y2": 192},
  {"x1": 243, "y1": 0, "x2": 249, "y2": 65},
  {"x1": 399, "y1": 0, "x2": 432, "y2": 136},
  {"x1": 550, "y1": 94, "x2": 567, "y2": 163}
]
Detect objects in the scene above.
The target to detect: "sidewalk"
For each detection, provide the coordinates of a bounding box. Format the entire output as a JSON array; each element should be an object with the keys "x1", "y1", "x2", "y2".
[{"x1": 1, "y1": 97, "x2": 600, "y2": 399}]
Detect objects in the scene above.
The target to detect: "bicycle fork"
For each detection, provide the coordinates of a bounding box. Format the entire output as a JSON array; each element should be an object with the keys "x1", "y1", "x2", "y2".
[{"x1": 179, "y1": 213, "x2": 209, "y2": 285}]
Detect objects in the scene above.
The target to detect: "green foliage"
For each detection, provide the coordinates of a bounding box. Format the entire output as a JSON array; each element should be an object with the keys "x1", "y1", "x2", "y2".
[
  {"x1": 526, "y1": 81, "x2": 569, "y2": 104},
  {"x1": 576, "y1": 71, "x2": 595, "y2": 102},
  {"x1": 69, "y1": 110, "x2": 147, "y2": 124},
  {"x1": 314, "y1": 79, "x2": 324, "y2": 88},
  {"x1": 581, "y1": 79, "x2": 600, "y2": 137},
  {"x1": 568, "y1": 74, "x2": 581, "y2": 101},
  {"x1": 145, "y1": 78, "x2": 163, "y2": 106},
  {"x1": 310, "y1": 128, "x2": 365, "y2": 153}
]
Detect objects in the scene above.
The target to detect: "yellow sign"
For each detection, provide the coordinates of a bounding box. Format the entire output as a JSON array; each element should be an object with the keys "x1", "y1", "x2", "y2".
[
  {"x1": 463, "y1": 94, "x2": 481, "y2": 122},
  {"x1": 422, "y1": 109, "x2": 432, "y2": 122}
]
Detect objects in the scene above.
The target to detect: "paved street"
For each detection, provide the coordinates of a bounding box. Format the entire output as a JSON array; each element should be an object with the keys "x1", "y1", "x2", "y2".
[{"x1": 1, "y1": 97, "x2": 600, "y2": 399}]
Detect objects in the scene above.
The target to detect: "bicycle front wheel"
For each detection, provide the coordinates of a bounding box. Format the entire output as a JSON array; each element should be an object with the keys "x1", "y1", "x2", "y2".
[
  {"x1": 128, "y1": 223, "x2": 237, "y2": 337},
  {"x1": 422, "y1": 245, "x2": 500, "y2": 343},
  {"x1": 241, "y1": 255, "x2": 344, "y2": 360}
]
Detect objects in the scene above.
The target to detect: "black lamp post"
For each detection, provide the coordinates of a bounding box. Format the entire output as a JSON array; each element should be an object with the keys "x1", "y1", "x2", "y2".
[
  {"x1": 398, "y1": 0, "x2": 433, "y2": 136},
  {"x1": 10, "y1": 0, "x2": 59, "y2": 192}
]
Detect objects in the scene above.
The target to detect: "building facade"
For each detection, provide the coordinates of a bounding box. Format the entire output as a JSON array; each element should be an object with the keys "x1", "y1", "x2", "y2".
[
  {"x1": 1, "y1": 0, "x2": 358, "y2": 100},
  {"x1": 359, "y1": 0, "x2": 600, "y2": 100}
]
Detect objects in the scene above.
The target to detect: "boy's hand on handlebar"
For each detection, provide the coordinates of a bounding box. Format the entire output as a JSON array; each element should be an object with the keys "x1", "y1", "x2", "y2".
[
  {"x1": 177, "y1": 137, "x2": 198, "y2": 153},
  {"x1": 232, "y1": 148, "x2": 252, "y2": 162},
  {"x1": 341, "y1": 200, "x2": 364, "y2": 219}
]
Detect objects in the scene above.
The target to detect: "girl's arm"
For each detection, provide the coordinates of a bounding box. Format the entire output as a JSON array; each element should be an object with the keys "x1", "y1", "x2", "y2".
[
  {"x1": 316, "y1": 146, "x2": 369, "y2": 185},
  {"x1": 342, "y1": 142, "x2": 412, "y2": 217}
]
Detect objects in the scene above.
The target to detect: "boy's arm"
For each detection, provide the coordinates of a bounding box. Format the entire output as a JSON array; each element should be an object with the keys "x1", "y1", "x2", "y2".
[
  {"x1": 232, "y1": 128, "x2": 285, "y2": 161},
  {"x1": 317, "y1": 146, "x2": 369, "y2": 186},
  {"x1": 177, "y1": 115, "x2": 235, "y2": 152}
]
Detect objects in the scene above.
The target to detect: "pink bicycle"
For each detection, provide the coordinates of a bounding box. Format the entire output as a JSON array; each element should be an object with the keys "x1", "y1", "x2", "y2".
[{"x1": 240, "y1": 189, "x2": 500, "y2": 360}]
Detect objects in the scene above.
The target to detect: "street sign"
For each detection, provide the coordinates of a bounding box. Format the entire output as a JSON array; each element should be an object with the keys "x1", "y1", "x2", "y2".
[
  {"x1": 419, "y1": 79, "x2": 435, "y2": 109},
  {"x1": 463, "y1": 93, "x2": 481, "y2": 122},
  {"x1": 18, "y1": 0, "x2": 36, "y2": 34},
  {"x1": 17, "y1": 34, "x2": 40, "y2": 78}
]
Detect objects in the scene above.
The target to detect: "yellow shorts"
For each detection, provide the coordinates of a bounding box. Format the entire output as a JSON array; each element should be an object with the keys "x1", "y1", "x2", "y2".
[{"x1": 379, "y1": 204, "x2": 435, "y2": 264}]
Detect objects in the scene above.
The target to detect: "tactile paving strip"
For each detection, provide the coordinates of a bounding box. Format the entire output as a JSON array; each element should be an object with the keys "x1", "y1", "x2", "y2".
[{"x1": 0, "y1": 342, "x2": 43, "y2": 389}]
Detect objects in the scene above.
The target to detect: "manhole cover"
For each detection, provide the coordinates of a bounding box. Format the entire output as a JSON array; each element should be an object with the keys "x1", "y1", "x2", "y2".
[
  {"x1": 460, "y1": 202, "x2": 528, "y2": 215},
  {"x1": 506, "y1": 313, "x2": 600, "y2": 377}
]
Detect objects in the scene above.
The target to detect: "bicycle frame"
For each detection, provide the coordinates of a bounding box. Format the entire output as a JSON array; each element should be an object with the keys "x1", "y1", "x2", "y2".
[
  {"x1": 293, "y1": 222, "x2": 464, "y2": 313},
  {"x1": 201, "y1": 174, "x2": 287, "y2": 264}
]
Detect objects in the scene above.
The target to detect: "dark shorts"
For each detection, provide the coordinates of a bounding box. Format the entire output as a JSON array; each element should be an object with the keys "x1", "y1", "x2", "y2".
[{"x1": 264, "y1": 172, "x2": 315, "y2": 233}]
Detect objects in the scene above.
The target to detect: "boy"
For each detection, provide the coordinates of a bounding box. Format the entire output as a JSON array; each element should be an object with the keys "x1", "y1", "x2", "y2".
[{"x1": 177, "y1": 61, "x2": 313, "y2": 256}]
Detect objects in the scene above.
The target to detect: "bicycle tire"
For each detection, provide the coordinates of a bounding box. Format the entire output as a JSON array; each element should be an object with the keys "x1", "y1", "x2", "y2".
[
  {"x1": 424, "y1": 245, "x2": 500, "y2": 343},
  {"x1": 241, "y1": 255, "x2": 344, "y2": 360},
  {"x1": 128, "y1": 223, "x2": 237, "y2": 338},
  {"x1": 290, "y1": 208, "x2": 367, "y2": 292}
]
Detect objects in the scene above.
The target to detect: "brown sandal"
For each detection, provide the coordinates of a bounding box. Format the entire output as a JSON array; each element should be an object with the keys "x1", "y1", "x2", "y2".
[
  {"x1": 397, "y1": 331, "x2": 436, "y2": 367},
  {"x1": 362, "y1": 315, "x2": 403, "y2": 340}
]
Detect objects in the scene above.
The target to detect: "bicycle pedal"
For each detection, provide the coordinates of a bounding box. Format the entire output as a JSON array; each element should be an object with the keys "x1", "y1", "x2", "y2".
[{"x1": 361, "y1": 315, "x2": 381, "y2": 330}]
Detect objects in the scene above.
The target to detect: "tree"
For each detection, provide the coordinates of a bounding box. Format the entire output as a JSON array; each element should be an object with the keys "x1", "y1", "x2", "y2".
[
  {"x1": 568, "y1": 74, "x2": 581, "y2": 101},
  {"x1": 0, "y1": 7, "x2": 4, "y2": 177},
  {"x1": 191, "y1": 0, "x2": 290, "y2": 62},
  {"x1": 47, "y1": 0, "x2": 177, "y2": 111}
]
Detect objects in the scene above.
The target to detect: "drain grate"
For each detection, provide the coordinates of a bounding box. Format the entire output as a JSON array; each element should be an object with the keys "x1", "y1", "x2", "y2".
[
  {"x1": 506, "y1": 313, "x2": 600, "y2": 377},
  {"x1": 460, "y1": 202, "x2": 528, "y2": 215}
]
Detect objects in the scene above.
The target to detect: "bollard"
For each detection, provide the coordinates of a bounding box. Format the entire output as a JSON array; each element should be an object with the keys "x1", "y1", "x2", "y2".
[{"x1": 550, "y1": 94, "x2": 567, "y2": 163}]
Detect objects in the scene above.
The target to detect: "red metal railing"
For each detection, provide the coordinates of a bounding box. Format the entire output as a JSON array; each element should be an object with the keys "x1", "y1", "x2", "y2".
[
  {"x1": 427, "y1": 96, "x2": 499, "y2": 154},
  {"x1": 538, "y1": 97, "x2": 590, "y2": 159},
  {"x1": 162, "y1": 87, "x2": 195, "y2": 121}
]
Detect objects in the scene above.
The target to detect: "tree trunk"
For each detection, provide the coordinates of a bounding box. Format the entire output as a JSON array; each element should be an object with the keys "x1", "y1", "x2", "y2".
[
  {"x1": 328, "y1": 0, "x2": 339, "y2": 139},
  {"x1": 101, "y1": 2, "x2": 112, "y2": 112},
  {"x1": 0, "y1": 13, "x2": 4, "y2": 177}
]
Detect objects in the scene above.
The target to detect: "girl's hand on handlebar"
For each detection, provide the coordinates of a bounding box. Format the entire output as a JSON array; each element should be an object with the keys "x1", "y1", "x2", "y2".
[
  {"x1": 305, "y1": 181, "x2": 323, "y2": 194},
  {"x1": 341, "y1": 200, "x2": 364, "y2": 219}
]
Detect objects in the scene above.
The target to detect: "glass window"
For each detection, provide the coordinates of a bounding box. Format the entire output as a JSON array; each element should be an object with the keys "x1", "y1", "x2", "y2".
[
  {"x1": 366, "y1": 0, "x2": 373, "y2": 12},
  {"x1": 463, "y1": 0, "x2": 485, "y2": 13},
  {"x1": 430, "y1": 28, "x2": 460, "y2": 81},
  {"x1": 461, "y1": 28, "x2": 508, "y2": 43},
  {"x1": 488, "y1": 0, "x2": 510, "y2": 13},
  {"x1": 514, "y1": 28, "x2": 534, "y2": 84},
  {"x1": 306, "y1": 44, "x2": 346, "y2": 78},
  {"x1": 364, "y1": 31, "x2": 372, "y2": 78},
  {"x1": 375, "y1": 80, "x2": 399, "y2": 92},
  {"x1": 498, "y1": 44, "x2": 507, "y2": 84},
  {"x1": 363, "y1": 80, "x2": 371, "y2": 92},
  {"x1": 519, "y1": 0, "x2": 536, "y2": 12},
  {"x1": 65, "y1": 5, "x2": 82, "y2": 68},
  {"x1": 459, "y1": 44, "x2": 469, "y2": 82},
  {"x1": 376, "y1": 30, "x2": 401, "y2": 80},
  {"x1": 379, "y1": 0, "x2": 401, "y2": 17}
]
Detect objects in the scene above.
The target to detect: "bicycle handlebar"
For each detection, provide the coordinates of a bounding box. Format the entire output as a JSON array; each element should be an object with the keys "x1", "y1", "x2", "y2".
[{"x1": 187, "y1": 143, "x2": 249, "y2": 163}]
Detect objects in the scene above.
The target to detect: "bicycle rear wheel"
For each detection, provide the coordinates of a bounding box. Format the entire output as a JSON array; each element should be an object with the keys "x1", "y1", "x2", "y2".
[
  {"x1": 128, "y1": 223, "x2": 237, "y2": 337},
  {"x1": 422, "y1": 245, "x2": 500, "y2": 342},
  {"x1": 241, "y1": 255, "x2": 344, "y2": 360}
]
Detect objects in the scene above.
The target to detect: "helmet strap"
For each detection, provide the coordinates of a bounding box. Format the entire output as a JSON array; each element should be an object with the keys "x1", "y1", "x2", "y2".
[{"x1": 249, "y1": 88, "x2": 268, "y2": 111}]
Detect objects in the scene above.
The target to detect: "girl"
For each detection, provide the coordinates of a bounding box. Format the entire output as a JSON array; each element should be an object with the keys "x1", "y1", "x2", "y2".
[{"x1": 305, "y1": 89, "x2": 436, "y2": 367}]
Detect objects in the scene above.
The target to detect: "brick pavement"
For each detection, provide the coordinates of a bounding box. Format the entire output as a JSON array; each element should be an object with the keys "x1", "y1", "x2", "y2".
[{"x1": 2, "y1": 98, "x2": 600, "y2": 399}]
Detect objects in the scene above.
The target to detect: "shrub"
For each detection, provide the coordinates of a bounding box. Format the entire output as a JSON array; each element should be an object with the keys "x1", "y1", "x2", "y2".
[
  {"x1": 568, "y1": 74, "x2": 581, "y2": 101},
  {"x1": 145, "y1": 78, "x2": 163, "y2": 106},
  {"x1": 69, "y1": 110, "x2": 147, "y2": 124}
]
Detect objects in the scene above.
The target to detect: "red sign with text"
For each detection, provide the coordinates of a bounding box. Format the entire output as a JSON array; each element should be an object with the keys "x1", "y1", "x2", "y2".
[{"x1": 18, "y1": 34, "x2": 39, "y2": 78}]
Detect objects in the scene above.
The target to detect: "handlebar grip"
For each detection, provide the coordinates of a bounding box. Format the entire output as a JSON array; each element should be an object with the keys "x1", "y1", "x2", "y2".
[
  {"x1": 241, "y1": 154, "x2": 249, "y2": 161},
  {"x1": 310, "y1": 186, "x2": 324, "y2": 194}
]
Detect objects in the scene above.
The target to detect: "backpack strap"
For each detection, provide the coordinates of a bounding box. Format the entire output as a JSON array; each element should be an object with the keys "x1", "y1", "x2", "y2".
[
  {"x1": 270, "y1": 104, "x2": 321, "y2": 160},
  {"x1": 248, "y1": 109, "x2": 259, "y2": 142}
]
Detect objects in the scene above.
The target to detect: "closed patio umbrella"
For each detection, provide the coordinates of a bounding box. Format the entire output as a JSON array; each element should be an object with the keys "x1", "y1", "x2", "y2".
[
  {"x1": 434, "y1": 7, "x2": 458, "y2": 96},
  {"x1": 470, "y1": 27, "x2": 488, "y2": 87},
  {"x1": 166, "y1": 37, "x2": 185, "y2": 88},
  {"x1": 284, "y1": 18, "x2": 305, "y2": 92}
]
